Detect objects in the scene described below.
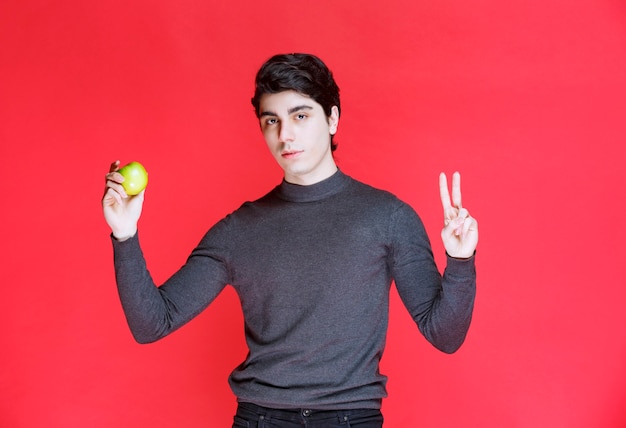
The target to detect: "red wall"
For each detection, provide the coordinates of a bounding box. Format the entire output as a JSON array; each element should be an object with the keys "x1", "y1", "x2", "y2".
[{"x1": 1, "y1": 0, "x2": 625, "y2": 427}]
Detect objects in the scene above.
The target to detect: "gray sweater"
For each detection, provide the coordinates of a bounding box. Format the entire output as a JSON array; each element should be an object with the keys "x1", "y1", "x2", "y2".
[{"x1": 113, "y1": 170, "x2": 476, "y2": 410}]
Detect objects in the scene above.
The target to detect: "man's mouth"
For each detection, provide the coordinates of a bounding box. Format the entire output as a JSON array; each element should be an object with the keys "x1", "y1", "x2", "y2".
[{"x1": 281, "y1": 150, "x2": 303, "y2": 159}]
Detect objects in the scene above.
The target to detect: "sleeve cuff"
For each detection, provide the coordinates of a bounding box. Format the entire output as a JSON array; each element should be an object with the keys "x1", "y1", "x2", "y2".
[
  {"x1": 445, "y1": 251, "x2": 476, "y2": 275},
  {"x1": 111, "y1": 232, "x2": 142, "y2": 259}
]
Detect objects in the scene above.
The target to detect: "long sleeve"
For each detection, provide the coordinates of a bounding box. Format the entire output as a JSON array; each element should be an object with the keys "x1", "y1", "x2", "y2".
[
  {"x1": 390, "y1": 203, "x2": 476, "y2": 353},
  {"x1": 112, "y1": 228, "x2": 230, "y2": 344}
]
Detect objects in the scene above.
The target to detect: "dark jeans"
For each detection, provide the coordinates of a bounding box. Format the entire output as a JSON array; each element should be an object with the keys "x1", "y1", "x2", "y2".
[{"x1": 233, "y1": 402, "x2": 384, "y2": 427}]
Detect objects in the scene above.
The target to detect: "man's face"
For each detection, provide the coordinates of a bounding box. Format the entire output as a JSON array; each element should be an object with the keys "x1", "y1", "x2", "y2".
[{"x1": 258, "y1": 90, "x2": 339, "y2": 185}]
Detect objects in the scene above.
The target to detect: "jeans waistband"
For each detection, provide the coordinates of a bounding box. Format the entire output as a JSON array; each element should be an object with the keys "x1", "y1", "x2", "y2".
[{"x1": 237, "y1": 402, "x2": 371, "y2": 423}]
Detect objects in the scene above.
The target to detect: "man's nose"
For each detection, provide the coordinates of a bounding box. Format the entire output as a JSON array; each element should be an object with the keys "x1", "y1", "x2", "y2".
[{"x1": 278, "y1": 122, "x2": 295, "y2": 143}]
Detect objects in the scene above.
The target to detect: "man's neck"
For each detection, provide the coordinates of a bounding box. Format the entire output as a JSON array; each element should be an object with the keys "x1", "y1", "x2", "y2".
[{"x1": 284, "y1": 164, "x2": 338, "y2": 186}]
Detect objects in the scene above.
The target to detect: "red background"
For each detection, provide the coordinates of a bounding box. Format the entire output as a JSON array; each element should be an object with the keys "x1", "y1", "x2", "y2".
[{"x1": 1, "y1": 0, "x2": 625, "y2": 427}]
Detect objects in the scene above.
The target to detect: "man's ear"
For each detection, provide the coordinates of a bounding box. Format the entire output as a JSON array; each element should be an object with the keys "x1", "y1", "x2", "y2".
[{"x1": 329, "y1": 106, "x2": 339, "y2": 135}]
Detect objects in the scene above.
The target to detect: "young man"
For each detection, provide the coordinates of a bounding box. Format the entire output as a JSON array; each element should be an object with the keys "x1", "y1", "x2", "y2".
[{"x1": 102, "y1": 53, "x2": 478, "y2": 427}]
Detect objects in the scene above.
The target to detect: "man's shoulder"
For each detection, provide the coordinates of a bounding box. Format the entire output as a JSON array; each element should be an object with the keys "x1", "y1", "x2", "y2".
[
  {"x1": 345, "y1": 175, "x2": 424, "y2": 222},
  {"x1": 345, "y1": 175, "x2": 403, "y2": 204}
]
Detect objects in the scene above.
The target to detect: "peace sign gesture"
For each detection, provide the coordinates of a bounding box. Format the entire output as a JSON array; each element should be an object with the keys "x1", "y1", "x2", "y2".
[{"x1": 439, "y1": 172, "x2": 479, "y2": 259}]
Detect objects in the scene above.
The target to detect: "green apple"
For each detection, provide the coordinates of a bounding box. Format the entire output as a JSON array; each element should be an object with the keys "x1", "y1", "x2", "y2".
[{"x1": 118, "y1": 161, "x2": 148, "y2": 196}]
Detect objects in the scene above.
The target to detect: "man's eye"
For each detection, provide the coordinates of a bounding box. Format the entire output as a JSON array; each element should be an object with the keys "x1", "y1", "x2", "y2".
[
  {"x1": 296, "y1": 114, "x2": 307, "y2": 120},
  {"x1": 265, "y1": 118, "x2": 277, "y2": 125}
]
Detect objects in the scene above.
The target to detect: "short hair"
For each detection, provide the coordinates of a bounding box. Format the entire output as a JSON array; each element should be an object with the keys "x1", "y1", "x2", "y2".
[{"x1": 251, "y1": 53, "x2": 341, "y2": 151}]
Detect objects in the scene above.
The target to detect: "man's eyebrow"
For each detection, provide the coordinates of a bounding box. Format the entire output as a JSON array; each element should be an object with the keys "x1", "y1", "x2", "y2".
[
  {"x1": 259, "y1": 105, "x2": 314, "y2": 118},
  {"x1": 288, "y1": 105, "x2": 313, "y2": 115}
]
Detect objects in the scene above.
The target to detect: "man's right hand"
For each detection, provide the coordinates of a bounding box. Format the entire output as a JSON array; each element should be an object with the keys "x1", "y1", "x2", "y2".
[{"x1": 102, "y1": 160, "x2": 145, "y2": 241}]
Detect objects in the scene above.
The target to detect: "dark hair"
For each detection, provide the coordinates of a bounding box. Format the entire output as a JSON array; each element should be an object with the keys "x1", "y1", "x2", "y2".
[{"x1": 251, "y1": 53, "x2": 341, "y2": 151}]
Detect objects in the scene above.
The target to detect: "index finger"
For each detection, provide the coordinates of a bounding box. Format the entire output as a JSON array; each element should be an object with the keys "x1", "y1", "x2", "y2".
[
  {"x1": 108, "y1": 160, "x2": 121, "y2": 173},
  {"x1": 105, "y1": 160, "x2": 124, "y2": 186},
  {"x1": 439, "y1": 172, "x2": 452, "y2": 210}
]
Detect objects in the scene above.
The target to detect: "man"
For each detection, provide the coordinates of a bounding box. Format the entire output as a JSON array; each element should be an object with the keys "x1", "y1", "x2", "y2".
[{"x1": 103, "y1": 53, "x2": 478, "y2": 427}]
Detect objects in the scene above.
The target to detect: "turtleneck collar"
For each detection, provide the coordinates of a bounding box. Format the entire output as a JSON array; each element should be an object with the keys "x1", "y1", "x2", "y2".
[{"x1": 274, "y1": 169, "x2": 350, "y2": 203}]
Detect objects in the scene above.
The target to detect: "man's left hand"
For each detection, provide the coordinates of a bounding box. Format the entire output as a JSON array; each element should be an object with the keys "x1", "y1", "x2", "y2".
[{"x1": 439, "y1": 172, "x2": 479, "y2": 259}]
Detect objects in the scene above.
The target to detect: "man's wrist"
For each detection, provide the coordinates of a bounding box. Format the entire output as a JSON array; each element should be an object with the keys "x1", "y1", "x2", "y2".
[
  {"x1": 112, "y1": 228, "x2": 137, "y2": 242},
  {"x1": 446, "y1": 251, "x2": 476, "y2": 261}
]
